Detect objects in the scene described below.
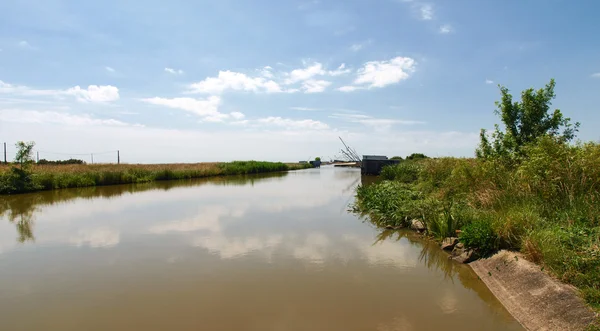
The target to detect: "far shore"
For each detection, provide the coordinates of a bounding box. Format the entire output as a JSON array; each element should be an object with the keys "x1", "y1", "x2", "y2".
[{"x1": 0, "y1": 161, "x2": 312, "y2": 195}]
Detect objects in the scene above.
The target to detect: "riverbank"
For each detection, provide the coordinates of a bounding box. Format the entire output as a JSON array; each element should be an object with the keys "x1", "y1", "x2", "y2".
[
  {"x1": 0, "y1": 161, "x2": 311, "y2": 194},
  {"x1": 470, "y1": 250, "x2": 597, "y2": 331},
  {"x1": 352, "y1": 139, "x2": 600, "y2": 329}
]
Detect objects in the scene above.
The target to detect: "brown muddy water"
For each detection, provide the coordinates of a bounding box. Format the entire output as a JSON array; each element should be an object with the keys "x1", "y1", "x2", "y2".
[{"x1": 0, "y1": 167, "x2": 523, "y2": 331}]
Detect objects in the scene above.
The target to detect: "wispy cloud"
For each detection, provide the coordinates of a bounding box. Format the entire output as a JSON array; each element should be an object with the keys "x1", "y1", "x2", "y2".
[
  {"x1": 18, "y1": 40, "x2": 37, "y2": 50},
  {"x1": 1, "y1": 109, "x2": 142, "y2": 127},
  {"x1": 591, "y1": 73, "x2": 600, "y2": 78},
  {"x1": 0, "y1": 80, "x2": 119, "y2": 102},
  {"x1": 141, "y1": 96, "x2": 227, "y2": 121},
  {"x1": 419, "y1": 4, "x2": 434, "y2": 20},
  {"x1": 165, "y1": 67, "x2": 184, "y2": 75},
  {"x1": 337, "y1": 85, "x2": 363, "y2": 92},
  {"x1": 330, "y1": 113, "x2": 424, "y2": 130},
  {"x1": 328, "y1": 63, "x2": 352, "y2": 76},
  {"x1": 256, "y1": 116, "x2": 329, "y2": 130},
  {"x1": 301, "y1": 79, "x2": 332, "y2": 93},
  {"x1": 485, "y1": 79, "x2": 494, "y2": 84},
  {"x1": 290, "y1": 107, "x2": 321, "y2": 111},
  {"x1": 105, "y1": 66, "x2": 115, "y2": 73},
  {"x1": 439, "y1": 24, "x2": 453, "y2": 34}
]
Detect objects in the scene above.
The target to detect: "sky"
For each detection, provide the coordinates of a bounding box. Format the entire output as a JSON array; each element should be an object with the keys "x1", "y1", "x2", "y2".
[{"x1": 0, "y1": 0, "x2": 599, "y2": 163}]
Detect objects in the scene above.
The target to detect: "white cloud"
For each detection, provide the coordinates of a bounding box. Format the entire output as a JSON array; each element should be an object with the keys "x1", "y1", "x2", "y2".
[
  {"x1": 285, "y1": 63, "x2": 326, "y2": 84},
  {"x1": 301, "y1": 79, "x2": 332, "y2": 93},
  {"x1": 341, "y1": 56, "x2": 416, "y2": 90},
  {"x1": 337, "y1": 85, "x2": 363, "y2": 92},
  {"x1": 485, "y1": 79, "x2": 494, "y2": 84},
  {"x1": 230, "y1": 111, "x2": 245, "y2": 119},
  {"x1": 165, "y1": 67, "x2": 184, "y2": 75},
  {"x1": 260, "y1": 66, "x2": 274, "y2": 78},
  {"x1": 66, "y1": 85, "x2": 120, "y2": 102},
  {"x1": 0, "y1": 80, "x2": 119, "y2": 103},
  {"x1": 1, "y1": 109, "x2": 142, "y2": 127},
  {"x1": 290, "y1": 107, "x2": 321, "y2": 111},
  {"x1": 105, "y1": 66, "x2": 115, "y2": 73},
  {"x1": 439, "y1": 24, "x2": 453, "y2": 34},
  {"x1": 330, "y1": 113, "x2": 423, "y2": 130},
  {"x1": 349, "y1": 39, "x2": 372, "y2": 52},
  {"x1": 257, "y1": 116, "x2": 329, "y2": 130},
  {"x1": 419, "y1": 4, "x2": 434, "y2": 20},
  {"x1": 591, "y1": 73, "x2": 600, "y2": 78},
  {"x1": 350, "y1": 43, "x2": 364, "y2": 52},
  {"x1": 190, "y1": 71, "x2": 282, "y2": 94},
  {"x1": 328, "y1": 63, "x2": 352, "y2": 76},
  {"x1": 141, "y1": 96, "x2": 224, "y2": 119}
]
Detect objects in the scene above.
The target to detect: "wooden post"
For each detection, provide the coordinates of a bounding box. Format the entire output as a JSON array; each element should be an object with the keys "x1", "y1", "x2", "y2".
[
  {"x1": 117, "y1": 150, "x2": 120, "y2": 164},
  {"x1": 91, "y1": 153, "x2": 94, "y2": 164},
  {"x1": 3, "y1": 142, "x2": 6, "y2": 164}
]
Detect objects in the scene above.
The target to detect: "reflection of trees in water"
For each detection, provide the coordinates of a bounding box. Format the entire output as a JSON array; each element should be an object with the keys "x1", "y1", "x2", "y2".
[
  {"x1": 0, "y1": 195, "x2": 38, "y2": 243},
  {"x1": 373, "y1": 230, "x2": 462, "y2": 279},
  {"x1": 373, "y1": 229, "x2": 510, "y2": 311},
  {"x1": 0, "y1": 171, "x2": 287, "y2": 244}
]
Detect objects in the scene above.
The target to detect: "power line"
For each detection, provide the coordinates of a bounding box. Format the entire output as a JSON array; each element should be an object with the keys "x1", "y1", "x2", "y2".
[{"x1": 34, "y1": 149, "x2": 118, "y2": 156}]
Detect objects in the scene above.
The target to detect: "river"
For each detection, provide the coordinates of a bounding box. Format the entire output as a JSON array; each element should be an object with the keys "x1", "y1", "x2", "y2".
[{"x1": 0, "y1": 166, "x2": 523, "y2": 330}]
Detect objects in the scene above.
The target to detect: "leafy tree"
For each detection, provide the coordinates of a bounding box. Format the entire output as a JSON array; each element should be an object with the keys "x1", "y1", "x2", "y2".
[
  {"x1": 315, "y1": 157, "x2": 321, "y2": 162},
  {"x1": 0, "y1": 141, "x2": 40, "y2": 194},
  {"x1": 390, "y1": 156, "x2": 404, "y2": 161},
  {"x1": 406, "y1": 153, "x2": 428, "y2": 160},
  {"x1": 476, "y1": 79, "x2": 579, "y2": 159},
  {"x1": 15, "y1": 141, "x2": 35, "y2": 169}
]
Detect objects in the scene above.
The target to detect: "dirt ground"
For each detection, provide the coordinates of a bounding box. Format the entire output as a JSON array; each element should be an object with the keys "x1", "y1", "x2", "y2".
[{"x1": 470, "y1": 250, "x2": 598, "y2": 331}]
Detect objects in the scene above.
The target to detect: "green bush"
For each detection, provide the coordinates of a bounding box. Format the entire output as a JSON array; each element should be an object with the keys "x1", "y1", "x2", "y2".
[
  {"x1": 460, "y1": 219, "x2": 498, "y2": 256},
  {"x1": 380, "y1": 161, "x2": 421, "y2": 183}
]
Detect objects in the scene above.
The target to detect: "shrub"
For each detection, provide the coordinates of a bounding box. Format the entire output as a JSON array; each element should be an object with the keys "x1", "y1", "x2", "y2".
[
  {"x1": 459, "y1": 219, "x2": 498, "y2": 256},
  {"x1": 380, "y1": 162, "x2": 421, "y2": 183}
]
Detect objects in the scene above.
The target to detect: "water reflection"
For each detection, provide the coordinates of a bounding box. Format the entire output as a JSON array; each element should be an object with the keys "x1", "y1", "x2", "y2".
[
  {"x1": 0, "y1": 167, "x2": 522, "y2": 331},
  {"x1": 0, "y1": 172, "x2": 289, "y2": 244}
]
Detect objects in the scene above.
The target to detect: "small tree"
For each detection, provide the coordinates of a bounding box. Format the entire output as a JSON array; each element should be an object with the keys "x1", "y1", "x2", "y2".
[
  {"x1": 0, "y1": 141, "x2": 39, "y2": 194},
  {"x1": 390, "y1": 156, "x2": 404, "y2": 161},
  {"x1": 477, "y1": 79, "x2": 579, "y2": 159},
  {"x1": 315, "y1": 157, "x2": 321, "y2": 162},
  {"x1": 15, "y1": 141, "x2": 35, "y2": 169}
]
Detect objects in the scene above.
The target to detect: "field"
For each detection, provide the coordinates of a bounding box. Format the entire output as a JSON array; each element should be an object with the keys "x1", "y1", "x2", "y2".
[{"x1": 0, "y1": 161, "x2": 311, "y2": 194}]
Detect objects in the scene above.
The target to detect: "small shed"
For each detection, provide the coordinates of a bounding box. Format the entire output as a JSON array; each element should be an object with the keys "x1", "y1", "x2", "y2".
[{"x1": 361, "y1": 155, "x2": 400, "y2": 175}]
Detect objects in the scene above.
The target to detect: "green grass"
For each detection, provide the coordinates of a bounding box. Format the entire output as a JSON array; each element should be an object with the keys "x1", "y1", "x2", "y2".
[
  {"x1": 353, "y1": 137, "x2": 600, "y2": 315},
  {"x1": 0, "y1": 161, "x2": 312, "y2": 194}
]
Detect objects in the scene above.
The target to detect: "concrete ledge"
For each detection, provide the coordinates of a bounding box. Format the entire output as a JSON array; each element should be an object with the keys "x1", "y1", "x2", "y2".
[{"x1": 470, "y1": 250, "x2": 597, "y2": 331}]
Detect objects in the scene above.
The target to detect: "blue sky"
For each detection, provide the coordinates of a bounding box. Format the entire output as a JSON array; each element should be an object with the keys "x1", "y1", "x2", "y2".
[{"x1": 1, "y1": 0, "x2": 599, "y2": 163}]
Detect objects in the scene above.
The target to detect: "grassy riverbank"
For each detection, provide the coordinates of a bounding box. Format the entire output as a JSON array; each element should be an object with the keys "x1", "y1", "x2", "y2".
[
  {"x1": 354, "y1": 139, "x2": 600, "y2": 312},
  {"x1": 0, "y1": 161, "x2": 311, "y2": 194},
  {"x1": 354, "y1": 80, "x2": 600, "y2": 324}
]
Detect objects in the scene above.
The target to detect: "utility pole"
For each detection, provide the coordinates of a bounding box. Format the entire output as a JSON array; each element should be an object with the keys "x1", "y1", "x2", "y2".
[
  {"x1": 91, "y1": 153, "x2": 94, "y2": 164},
  {"x1": 117, "y1": 150, "x2": 120, "y2": 164},
  {"x1": 36, "y1": 151, "x2": 39, "y2": 163},
  {"x1": 3, "y1": 142, "x2": 6, "y2": 164}
]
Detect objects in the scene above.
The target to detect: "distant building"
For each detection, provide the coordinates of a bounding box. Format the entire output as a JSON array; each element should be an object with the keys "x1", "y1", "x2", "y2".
[
  {"x1": 361, "y1": 155, "x2": 399, "y2": 175},
  {"x1": 299, "y1": 161, "x2": 308, "y2": 164}
]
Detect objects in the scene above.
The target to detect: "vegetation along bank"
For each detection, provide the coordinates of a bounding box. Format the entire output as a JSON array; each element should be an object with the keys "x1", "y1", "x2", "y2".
[
  {"x1": 0, "y1": 150, "x2": 312, "y2": 195},
  {"x1": 353, "y1": 79, "x2": 600, "y2": 328}
]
